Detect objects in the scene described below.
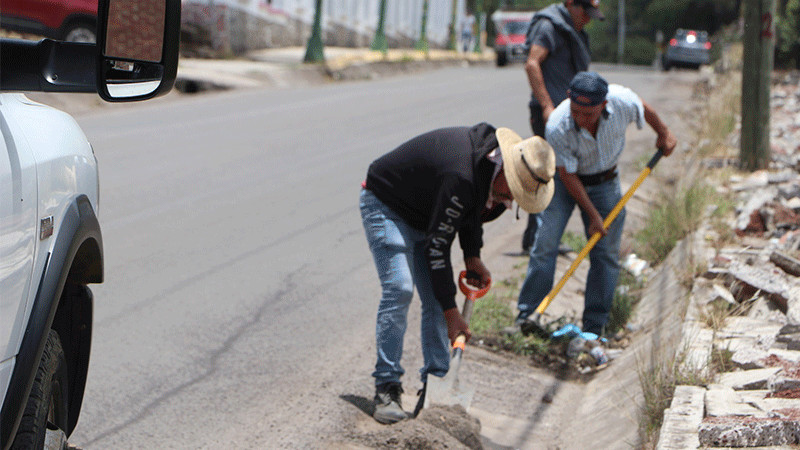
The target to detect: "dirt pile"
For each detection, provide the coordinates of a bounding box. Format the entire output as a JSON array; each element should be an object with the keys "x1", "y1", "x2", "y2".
[{"x1": 341, "y1": 405, "x2": 482, "y2": 449}]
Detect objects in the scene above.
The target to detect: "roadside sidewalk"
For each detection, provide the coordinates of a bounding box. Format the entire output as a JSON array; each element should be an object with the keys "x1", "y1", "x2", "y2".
[{"x1": 176, "y1": 46, "x2": 495, "y2": 91}]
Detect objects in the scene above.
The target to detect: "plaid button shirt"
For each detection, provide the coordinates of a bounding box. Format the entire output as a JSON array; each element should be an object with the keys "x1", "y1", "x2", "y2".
[{"x1": 545, "y1": 84, "x2": 644, "y2": 175}]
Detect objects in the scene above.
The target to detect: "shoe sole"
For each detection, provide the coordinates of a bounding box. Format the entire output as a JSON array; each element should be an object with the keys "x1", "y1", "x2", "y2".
[{"x1": 373, "y1": 412, "x2": 407, "y2": 424}]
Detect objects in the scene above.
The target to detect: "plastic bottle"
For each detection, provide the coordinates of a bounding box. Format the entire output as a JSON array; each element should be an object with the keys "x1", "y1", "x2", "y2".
[{"x1": 589, "y1": 345, "x2": 609, "y2": 366}]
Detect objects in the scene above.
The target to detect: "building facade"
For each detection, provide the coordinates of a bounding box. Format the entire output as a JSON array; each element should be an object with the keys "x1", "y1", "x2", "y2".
[{"x1": 181, "y1": 0, "x2": 470, "y2": 56}]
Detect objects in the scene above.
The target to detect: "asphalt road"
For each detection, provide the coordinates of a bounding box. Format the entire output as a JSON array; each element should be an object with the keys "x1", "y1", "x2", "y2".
[{"x1": 68, "y1": 63, "x2": 700, "y2": 448}]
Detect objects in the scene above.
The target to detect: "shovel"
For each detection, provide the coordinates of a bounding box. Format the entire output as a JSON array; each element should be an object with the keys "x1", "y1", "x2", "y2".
[
  {"x1": 422, "y1": 270, "x2": 491, "y2": 412},
  {"x1": 522, "y1": 150, "x2": 664, "y2": 335}
]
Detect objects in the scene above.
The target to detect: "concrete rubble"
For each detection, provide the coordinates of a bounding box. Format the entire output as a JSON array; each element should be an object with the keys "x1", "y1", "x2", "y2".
[{"x1": 657, "y1": 71, "x2": 800, "y2": 448}]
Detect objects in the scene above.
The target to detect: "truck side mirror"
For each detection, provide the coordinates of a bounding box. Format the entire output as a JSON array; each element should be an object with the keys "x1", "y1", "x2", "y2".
[{"x1": 96, "y1": 0, "x2": 181, "y2": 101}]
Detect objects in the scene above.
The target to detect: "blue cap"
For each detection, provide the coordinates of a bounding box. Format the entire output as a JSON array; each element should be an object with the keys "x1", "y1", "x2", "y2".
[{"x1": 568, "y1": 71, "x2": 609, "y2": 106}]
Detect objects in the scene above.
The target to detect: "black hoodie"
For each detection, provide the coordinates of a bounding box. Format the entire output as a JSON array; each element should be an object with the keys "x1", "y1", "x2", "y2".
[{"x1": 364, "y1": 123, "x2": 501, "y2": 311}]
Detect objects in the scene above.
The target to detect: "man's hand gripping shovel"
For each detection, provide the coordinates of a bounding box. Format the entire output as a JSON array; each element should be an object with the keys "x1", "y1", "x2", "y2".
[
  {"x1": 420, "y1": 271, "x2": 490, "y2": 414},
  {"x1": 521, "y1": 150, "x2": 664, "y2": 336}
]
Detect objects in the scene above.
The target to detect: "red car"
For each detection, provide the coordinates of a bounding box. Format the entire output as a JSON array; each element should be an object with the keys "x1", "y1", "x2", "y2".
[
  {"x1": 1, "y1": 0, "x2": 97, "y2": 42},
  {"x1": 491, "y1": 10, "x2": 534, "y2": 67}
]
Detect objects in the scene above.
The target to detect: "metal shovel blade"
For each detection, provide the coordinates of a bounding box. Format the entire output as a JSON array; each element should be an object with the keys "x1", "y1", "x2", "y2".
[{"x1": 423, "y1": 354, "x2": 474, "y2": 410}]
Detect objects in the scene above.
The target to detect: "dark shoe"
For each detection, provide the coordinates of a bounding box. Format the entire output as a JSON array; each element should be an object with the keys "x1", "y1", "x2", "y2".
[
  {"x1": 514, "y1": 311, "x2": 531, "y2": 326},
  {"x1": 373, "y1": 382, "x2": 406, "y2": 424}
]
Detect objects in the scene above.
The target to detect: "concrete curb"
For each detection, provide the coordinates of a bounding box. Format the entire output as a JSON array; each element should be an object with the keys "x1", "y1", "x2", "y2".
[
  {"x1": 656, "y1": 229, "x2": 800, "y2": 449},
  {"x1": 175, "y1": 47, "x2": 496, "y2": 92}
]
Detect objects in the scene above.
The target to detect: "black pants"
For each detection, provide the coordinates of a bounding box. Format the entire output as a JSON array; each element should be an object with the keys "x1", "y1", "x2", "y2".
[{"x1": 522, "y1": 103, "x2": 546, "y2": 252}]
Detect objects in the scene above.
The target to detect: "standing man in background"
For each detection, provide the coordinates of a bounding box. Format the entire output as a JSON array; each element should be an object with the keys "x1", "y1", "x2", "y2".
[{"x1": 520, "y1": 0, "x2": 603, "y2": 254}]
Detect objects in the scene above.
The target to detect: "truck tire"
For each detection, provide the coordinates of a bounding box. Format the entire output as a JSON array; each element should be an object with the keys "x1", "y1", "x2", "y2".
[
  {"x1": 62, "y1": 21, "x2": 96, "y2": 43},
  {"x1": 496, "y1": 52, "x2": 507, "y2": 67},
  {"x1": 11, "y1": 330, "x2": 69, "y2": 450}
]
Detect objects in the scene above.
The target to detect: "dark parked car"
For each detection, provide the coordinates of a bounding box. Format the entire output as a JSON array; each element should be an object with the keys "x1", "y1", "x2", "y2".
[
  {"x1": 662, "y1": 29, "x2": 711, "y2": 70},
  {"x1": 0, "y1": 0, "x2": 97, "y2": 42}
]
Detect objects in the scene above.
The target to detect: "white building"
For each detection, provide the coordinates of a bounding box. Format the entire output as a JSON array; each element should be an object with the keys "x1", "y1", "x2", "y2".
[{"x1": 181, "y1": 0, "x2": 472, "y2": 55}]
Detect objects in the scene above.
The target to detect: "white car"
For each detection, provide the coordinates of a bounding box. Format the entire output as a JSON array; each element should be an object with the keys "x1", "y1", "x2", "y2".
[{"x1": 0, "y1": 1, "x2": 180, "y2": 448}]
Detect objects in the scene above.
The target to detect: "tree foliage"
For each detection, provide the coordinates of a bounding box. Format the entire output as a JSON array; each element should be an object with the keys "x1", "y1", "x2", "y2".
[{"x1": 776, "y1": 0, "x2": 800, "y2": 68}]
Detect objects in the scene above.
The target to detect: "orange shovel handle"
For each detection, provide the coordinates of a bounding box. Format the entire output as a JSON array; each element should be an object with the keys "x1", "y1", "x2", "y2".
[{"x1": 458, "y1": 270, "x2": 491, "y2": 300}]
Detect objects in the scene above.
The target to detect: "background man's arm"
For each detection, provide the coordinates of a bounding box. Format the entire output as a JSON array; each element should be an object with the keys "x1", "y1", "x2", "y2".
[{"x1": 525, "y1": 44, "x2": 556, "y2": 122}]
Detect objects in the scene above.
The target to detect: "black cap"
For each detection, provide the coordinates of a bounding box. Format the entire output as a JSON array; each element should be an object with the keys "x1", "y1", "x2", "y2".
[
  {"x1": 568, "y1": 71, "x2": 609, "y2": 106},
  {"x1": 574, "y1": 0, "x2": 605, "y2": 21}
]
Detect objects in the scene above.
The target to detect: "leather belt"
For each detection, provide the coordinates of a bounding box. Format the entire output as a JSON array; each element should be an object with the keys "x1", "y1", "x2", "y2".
[{"x1": 578, "y1": 166, "x2": 617, "y2": 186}]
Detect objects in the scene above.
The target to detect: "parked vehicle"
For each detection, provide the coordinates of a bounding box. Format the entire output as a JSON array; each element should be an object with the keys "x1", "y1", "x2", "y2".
[
  {"x1": 0, "y1": 0, "x2": 98, "y2": 42},
  {"x1": 0, "y1": 1, "x2": 179, "y2": 448},
  {"x1": 661, "y1": 29, "x2": 711, "y2": 71},
  {"x1": 491, "y1": 10, "x2": 535, "y2": 67}
]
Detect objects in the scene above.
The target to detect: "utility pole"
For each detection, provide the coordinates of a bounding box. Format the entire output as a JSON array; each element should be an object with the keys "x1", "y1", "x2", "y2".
[
  {"x1": 617, "y1": 0, "x2": 625, "y2": 64},
  {"x1": 371, "y1": 0, "x2": 388, "y2": 54},
  {"x1": 741, "y1": 0, "x2": 777, "y2": 170},
  {"x1": 303, "y1": 0, "x2": 324, "y2": 63},
  {"x1": 415, "y1": 0, "x2": 430, "y2": 52},
  {"x1": 473, "y1": 0, "x2": 483, "y2": 53},
  {"x1": 447, "y1": 0, "x2": 458, "y2": 50}
]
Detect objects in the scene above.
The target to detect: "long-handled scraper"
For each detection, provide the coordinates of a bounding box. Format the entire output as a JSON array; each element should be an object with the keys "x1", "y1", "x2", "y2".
[{"x1": 521, "y1": 150, "x2": 665, "y2": 336}]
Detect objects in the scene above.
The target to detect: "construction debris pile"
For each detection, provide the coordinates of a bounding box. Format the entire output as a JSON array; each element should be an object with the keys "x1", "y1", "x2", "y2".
[{"x1": 658, "y1": 72, "x2": 800, "y2": 448}]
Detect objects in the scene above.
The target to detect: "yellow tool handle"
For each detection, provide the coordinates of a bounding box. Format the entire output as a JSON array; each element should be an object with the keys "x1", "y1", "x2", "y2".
[{"x1": 534, "y1": 150, "x2": 663, "y2": 314}]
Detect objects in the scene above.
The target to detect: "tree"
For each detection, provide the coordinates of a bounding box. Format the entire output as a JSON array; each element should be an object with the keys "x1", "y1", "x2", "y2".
[
  {"x1": 776, "y1": 0, "x2": 800, "y2": 68},
  {"x1": 415, "y1": 0, "x2": 430, "y2": 52},
  {"x1": 371, "y1": 0, "x2": 388, "y2": 53},
  {"x1": 303, "y1": 0, "x2": 324, "y2": 63}
]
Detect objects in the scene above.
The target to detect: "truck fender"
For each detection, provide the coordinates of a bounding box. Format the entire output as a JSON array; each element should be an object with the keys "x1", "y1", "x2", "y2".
[{"x1": 0, "y1": 194, "x2": 102, "y2": 449}]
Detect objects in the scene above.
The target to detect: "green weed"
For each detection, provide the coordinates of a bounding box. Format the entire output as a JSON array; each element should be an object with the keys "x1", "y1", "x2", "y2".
[
  {"x1": 634, "y1": 183, "x2": 719, "y2": 265},
  {"x1": 561, "y1": 231, "x2": 587, "y2": 253},
  {"x1": 606, "y1": 269, "x2": 644, "y2": 336}
]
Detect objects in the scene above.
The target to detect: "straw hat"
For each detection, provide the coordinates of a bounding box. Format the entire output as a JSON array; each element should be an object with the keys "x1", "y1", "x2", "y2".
[{"x1": 496, "y1": 128, "x2": 555, "y2": 214}]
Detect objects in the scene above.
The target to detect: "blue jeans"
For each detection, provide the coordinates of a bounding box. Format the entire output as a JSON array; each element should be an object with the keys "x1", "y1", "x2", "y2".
[
  {"x1": 517, "y1": 173, "x2": 625, "y2": 335},
  {"x1": 360, "y1": 189, "x2": 450, "y2": 386}
]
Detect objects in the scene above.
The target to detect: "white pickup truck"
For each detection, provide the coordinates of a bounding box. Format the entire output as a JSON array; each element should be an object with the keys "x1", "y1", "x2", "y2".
[{"x1": 0, "y1": 1, "x2": 180, "y2": 448}]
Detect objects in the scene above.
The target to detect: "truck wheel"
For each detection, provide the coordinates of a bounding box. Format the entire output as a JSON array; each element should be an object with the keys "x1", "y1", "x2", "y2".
[
  {"x1": 63, "y1": 22, "x2": 96, "y2": 43},
  {"x1": 661, "y1": 55, "x2": 671, "y2": 71},
  {"x1": 11, "y1": 330, "x2": 69, "y2": 450},
  {"x1": 496, "y1": 53, "x2": 507, "y2": 67}
]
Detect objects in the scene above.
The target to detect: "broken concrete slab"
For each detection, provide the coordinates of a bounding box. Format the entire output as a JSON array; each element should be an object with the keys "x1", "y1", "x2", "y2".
[
  {"x1": 766, "y1": 348, "x2": 800, "y2": 364},
  {"x1": 733, "y1": 347, "x2": 770, "y2": 370},
  {"x1": 776, "y1": 333, "x2": 800, "y2": 350},
  {"x1": 717, "y1": 367, "x2": 782, "y2": 390},
  {"x1": 656, "y1": 385, "x2": 705, "y2": 450},
  {"x1": 706, "y1": 384, "x2": 767, "y2": 417},
  {"x1": 727, "y1": 260, "x2": 796, "y2": 313},
  {"x1": 771, "y1": 251, "x2": 800, "y2": 277},
  {"x1": 699, "y1": 418, "x2": 800, "y2": 447},
  {"x1": 748, "y1": 297, "x2": 789, "y2": 323},
  {"x1": 768, "y1": 374, "x2": 800, "y2": 393},
  {"x1": 722, "y1": 317, "x2": 785, "y2": 339}
]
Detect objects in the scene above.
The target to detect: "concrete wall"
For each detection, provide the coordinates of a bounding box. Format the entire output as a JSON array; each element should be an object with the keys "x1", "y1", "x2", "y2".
[{"x1": 180, "y1": 0, "x2": 469, "y2": 56}]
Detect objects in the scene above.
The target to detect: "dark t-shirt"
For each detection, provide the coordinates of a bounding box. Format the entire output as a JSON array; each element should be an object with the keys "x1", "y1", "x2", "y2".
[{"x1": 525, "y1": 4, "x2": 591, "y2": 109}]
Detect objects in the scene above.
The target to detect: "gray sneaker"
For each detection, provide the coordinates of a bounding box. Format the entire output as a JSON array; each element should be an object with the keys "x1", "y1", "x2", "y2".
[{"x1": 373, "y1": 382, "x2": 407, "y2": 424}]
